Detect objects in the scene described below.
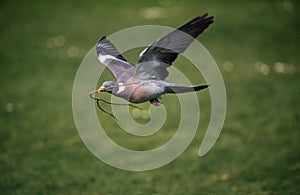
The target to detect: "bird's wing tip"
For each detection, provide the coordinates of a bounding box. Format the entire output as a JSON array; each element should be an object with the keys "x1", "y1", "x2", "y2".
[{"x1": 97, "y1": 36, "x2": 107, "y2": 44}]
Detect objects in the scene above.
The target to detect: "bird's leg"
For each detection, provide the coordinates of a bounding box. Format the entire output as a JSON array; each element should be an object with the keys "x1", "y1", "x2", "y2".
[{"x1": 150, "y1": 98, "x2": 162, "y2": 106}]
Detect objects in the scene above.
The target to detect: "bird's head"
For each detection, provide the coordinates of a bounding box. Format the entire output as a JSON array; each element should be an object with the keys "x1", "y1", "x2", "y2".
[{"x1": 98, "y1": 81, "x2": 115, "y2": 93}]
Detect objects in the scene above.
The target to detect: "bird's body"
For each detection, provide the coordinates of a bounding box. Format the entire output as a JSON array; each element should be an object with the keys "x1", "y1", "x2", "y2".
[
  {"x1": 95, "y1": 13, "x2": 214, "y2": 106},
  {"x1": 105, "y1": 79, "x2": 174, "y2": 104},
  {"x1": 112, "y1": 80, "x2": 167, "y2": 103}
]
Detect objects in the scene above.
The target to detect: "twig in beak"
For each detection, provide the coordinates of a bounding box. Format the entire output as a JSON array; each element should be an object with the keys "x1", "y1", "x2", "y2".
[
  {"x1": 96, "y1": 99, "x2": 118, "y2": 120},
  {"x1": 88, "y1": 88, "x2": 142, "y2": 120}
]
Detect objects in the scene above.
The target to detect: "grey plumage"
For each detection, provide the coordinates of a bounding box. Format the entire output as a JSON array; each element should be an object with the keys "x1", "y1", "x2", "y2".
[{"x1": 96, "y1": 13, "x2": 213, "y2": 106}]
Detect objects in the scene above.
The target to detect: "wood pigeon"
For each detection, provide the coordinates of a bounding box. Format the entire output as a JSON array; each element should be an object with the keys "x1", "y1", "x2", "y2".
[{"x1": 95, "y1": 13, "x2": 214, "y2": 106}]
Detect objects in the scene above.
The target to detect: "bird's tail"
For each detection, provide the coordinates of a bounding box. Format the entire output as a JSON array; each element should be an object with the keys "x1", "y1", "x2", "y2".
[{"x1": 166, "y1": 85, "x2": 209, "y2": 94}]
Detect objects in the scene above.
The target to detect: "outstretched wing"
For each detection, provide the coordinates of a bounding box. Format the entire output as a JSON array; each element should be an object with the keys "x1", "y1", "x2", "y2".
[
  {"x1": 135, "y1": 13, "x2": 214, "y2": 80},
  {"x1": 96, "y1": 36, "x2": 135, "y2": 80}
]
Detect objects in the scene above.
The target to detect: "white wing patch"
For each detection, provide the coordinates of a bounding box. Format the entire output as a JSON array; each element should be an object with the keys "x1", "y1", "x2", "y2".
[
  {"x1": 116, "y1": 82, "x2": 125, "y2": 94},
  {"x1": 139, "y1": 48, "x2": 147, "y2": 58},
  {"x1": 98, "y1": 54, "x2": 115, "y2": 65}
]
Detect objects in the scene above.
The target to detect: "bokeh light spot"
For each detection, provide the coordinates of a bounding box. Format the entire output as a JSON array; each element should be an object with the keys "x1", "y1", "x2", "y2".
[
  {"x1": 67, "y1": 46, "x2": 79, "y2": 58},
  {"x1": 5, "y1": 102, "x2": 14, "y2": 112},
  {"x1": 223, "y1": 60, "x2": 234, "y2": 72}
]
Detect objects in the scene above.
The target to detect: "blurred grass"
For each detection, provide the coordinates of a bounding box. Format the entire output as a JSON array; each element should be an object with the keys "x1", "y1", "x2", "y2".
[{"x1": 1, "y1": 0, "x2": 300, "y2": 194}]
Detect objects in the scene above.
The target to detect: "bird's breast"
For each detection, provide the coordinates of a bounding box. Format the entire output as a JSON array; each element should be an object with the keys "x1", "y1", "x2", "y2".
[{"x1": 113, "y1": 81, "x2": 164, "y2": 103}]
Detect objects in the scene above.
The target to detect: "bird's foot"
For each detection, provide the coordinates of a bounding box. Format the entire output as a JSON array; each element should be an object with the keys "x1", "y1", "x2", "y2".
[{"x1": 150, "y1": 98, "x2": 161, "y2": 106}]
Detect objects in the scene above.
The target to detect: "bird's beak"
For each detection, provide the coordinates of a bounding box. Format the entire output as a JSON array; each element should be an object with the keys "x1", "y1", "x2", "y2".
[{"x1": 98, "y1": 86, "x2": 106, "y2": 92}]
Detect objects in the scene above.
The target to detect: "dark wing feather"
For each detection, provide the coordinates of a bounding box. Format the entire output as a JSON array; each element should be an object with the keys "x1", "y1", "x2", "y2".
[
  {"x1": 135, "y1": 13, "x2": 214, "y2": 80},
  {"x1": 96, "y1": 36, "x2": 135, "y2": 80}
]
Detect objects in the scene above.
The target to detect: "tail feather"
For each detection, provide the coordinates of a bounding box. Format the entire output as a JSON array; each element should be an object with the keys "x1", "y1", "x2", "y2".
[{"x1": 166, "y1": 85, "x2": 209, "y2": 94}]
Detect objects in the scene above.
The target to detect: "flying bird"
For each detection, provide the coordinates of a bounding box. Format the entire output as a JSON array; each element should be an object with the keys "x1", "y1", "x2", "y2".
[{"x1": 94, "y1": 13, "x2": 214, "y2": 106}]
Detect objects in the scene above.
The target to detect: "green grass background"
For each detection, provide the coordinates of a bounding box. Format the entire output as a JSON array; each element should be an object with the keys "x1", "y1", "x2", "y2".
[{"x1": 1, "y1": 0, "x2": 300, "y2": 194}]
